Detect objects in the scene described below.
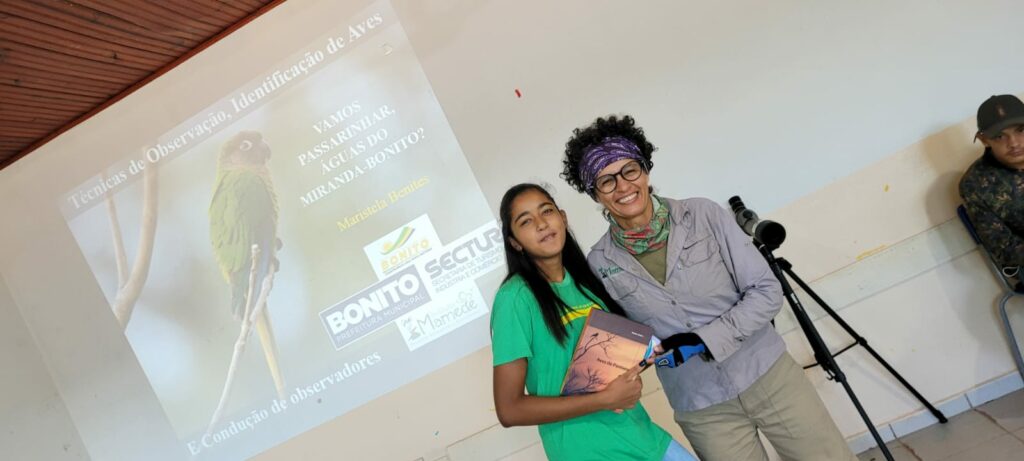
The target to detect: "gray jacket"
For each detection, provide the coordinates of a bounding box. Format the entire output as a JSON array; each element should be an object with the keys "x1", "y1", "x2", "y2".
[{"x1": 588, "y1": 197, "x2": 785, "y2": 412}]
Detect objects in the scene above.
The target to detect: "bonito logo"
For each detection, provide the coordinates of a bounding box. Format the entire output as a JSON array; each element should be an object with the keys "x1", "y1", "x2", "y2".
[
  {"x1": 319, "y1": 265, "x2": 430, "y2": 350},
  {"x1": 364, "y1": 214, "x2": 440, "y2": 279},
  {"x1": 380, "y1": 227, "x2": 414, "y2": 255}
]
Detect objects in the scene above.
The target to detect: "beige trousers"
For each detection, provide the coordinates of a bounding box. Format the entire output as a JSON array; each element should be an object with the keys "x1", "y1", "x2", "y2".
[{"x1": 676, "y1": 353, "x2": 857, "y2": 461}]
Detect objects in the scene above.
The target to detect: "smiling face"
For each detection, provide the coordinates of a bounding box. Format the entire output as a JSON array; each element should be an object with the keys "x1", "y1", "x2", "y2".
[
  {"x1": 980, "y1": 124, "x2": 1024, "y2": 170},
  {"x1": 508, "y1": 188, "x2": 568, "y2": 261},
  {"x1": 593, "y1": 158, "x2": 653, "y2": 229}
]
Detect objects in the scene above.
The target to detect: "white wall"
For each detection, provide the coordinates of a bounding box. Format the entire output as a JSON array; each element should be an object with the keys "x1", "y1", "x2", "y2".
[
  {"x1": 3, "y1": 1, "x2": 1024, "y2": 460},
  {"x1": 767, "y1": 117, "x2": 1024, "y2": 441},
  {"x1": 0, "y1": 274, "x2": 87, "y2": 460}
]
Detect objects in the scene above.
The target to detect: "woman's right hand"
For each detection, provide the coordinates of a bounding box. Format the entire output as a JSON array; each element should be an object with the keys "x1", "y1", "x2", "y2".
[
  {"x1": 494, "y1": 360, "x2": 646, "y2": 426},
  {"x1": 599, "y1": 365, "x2": 643, "y2": 412}
]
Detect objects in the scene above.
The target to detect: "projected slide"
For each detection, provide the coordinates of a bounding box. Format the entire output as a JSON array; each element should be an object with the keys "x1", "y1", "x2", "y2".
[{"x1": 57, "y1": 2, "x2": 499, "y2": 459}]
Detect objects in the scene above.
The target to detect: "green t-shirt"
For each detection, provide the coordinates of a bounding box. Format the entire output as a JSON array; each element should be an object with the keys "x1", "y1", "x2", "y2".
[{"x1": 490, "y1": 270, "x2": 671, "y2": 461}]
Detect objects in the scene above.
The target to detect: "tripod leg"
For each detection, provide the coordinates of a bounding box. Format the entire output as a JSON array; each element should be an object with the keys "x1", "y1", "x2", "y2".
[
  {"x1": 836, "y1": 371, "x2": 895, "y2": 461},
  {"x1": 781, "y1": 261, "x2": 948, "y2": 424},
  {"x1": 760, "y1": 248, "x2": 894, "y2": 460}
]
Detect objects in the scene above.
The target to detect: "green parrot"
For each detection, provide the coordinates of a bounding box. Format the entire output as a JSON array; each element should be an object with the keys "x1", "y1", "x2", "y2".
[{"x1": 209, "y1": 130, "x2": 285, "y2": 397}]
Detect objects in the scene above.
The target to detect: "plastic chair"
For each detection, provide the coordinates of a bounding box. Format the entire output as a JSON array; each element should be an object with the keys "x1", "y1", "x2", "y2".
[{"x1": 957, "y1": 205, "x2": 1024, "y2": 383}]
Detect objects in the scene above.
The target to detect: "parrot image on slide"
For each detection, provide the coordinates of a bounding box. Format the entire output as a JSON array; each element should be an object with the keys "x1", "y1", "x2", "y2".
[{"x1": 208, "y1": 130, "x2": 285, "y2": 407}]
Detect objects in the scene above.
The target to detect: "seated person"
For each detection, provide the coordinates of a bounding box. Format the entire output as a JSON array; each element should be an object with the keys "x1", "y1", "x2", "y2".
[{"x1": 960, "y1": 95, "x2": 1024, "y2": 288}]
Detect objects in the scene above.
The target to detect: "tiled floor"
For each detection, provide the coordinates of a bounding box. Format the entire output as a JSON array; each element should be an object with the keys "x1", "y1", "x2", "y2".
[{"x1": 857, "y1": 388, "x2": 1024, "y2": 461}]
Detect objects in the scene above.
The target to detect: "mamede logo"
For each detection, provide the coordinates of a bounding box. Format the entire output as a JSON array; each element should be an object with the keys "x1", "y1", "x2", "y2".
[
  {"x1": 416, "y1": 220, "x2": 504, "y2": 294},
  {"x1": 319, "y1": 265, "x2": 431, "y2": 350},
  {"x1": 395, "y1": 281, "x2": 488, "y2": 351},
  {"x1": 363, "y1": 214, "x2": 441, "y2": 279}
]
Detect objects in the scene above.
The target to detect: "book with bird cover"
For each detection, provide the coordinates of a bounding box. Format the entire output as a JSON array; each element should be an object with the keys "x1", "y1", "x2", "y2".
[{"x1": 560, "y1": 308, "x2": 654, "y2": 395}]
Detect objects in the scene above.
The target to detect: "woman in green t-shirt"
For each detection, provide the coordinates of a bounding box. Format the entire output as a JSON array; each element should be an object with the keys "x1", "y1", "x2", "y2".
[{"x1": 491, "y1": 183, "x2": 695, "y2": 461}]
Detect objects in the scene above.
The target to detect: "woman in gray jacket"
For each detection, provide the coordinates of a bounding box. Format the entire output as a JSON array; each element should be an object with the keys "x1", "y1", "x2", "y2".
[{"x1": 560, "y1": 115, "x2": 855, "y2": 461}]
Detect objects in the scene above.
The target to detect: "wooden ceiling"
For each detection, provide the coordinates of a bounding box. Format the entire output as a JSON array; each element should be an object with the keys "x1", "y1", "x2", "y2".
[{"x1": 0, "y1": 0, "x2": 281, "y2": 170}]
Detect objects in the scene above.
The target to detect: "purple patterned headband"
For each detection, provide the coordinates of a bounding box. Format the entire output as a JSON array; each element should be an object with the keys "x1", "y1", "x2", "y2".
[{"x1": 579, "y1": 136, "x2": 644, "y2": 191}]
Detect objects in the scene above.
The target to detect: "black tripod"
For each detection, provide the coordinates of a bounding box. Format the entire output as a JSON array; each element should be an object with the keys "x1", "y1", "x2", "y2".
[{"x1": 729, "y1": 196, "x2": 947, "y2": 461}]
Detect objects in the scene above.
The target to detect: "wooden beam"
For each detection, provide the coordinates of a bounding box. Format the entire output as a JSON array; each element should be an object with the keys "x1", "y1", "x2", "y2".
[
  {"x1": 30, "y1": 0, "x2": 191, "y2": 47},
  {"x1": 0, "y1": 110, "x2": 69, "y2": 124},
  {"x1": 3, "y1": 21, "x2": 168, "y2": 69},
  {"x1": 1, "y1": 102, "x2": 81, "y2": 119},
  {"x1": 161, "y1": 0, "x2": 237, "y2": 26},
  {"x1": 0, "y1": 124, "x2": 52, "y2": 138},
  {"x1": 1, "y1": 42, "x2": 148, "y2": 82},
  {"x1": 0, "y1": 91, "x2": 96, "y2": 112},
  {"x1": 207, "y1": 0, "x2": 254, "y2": 18},
  {"x1": 0, "y1": 70, "x2": 118, "y2": 98},
  {"x1": 0, "y1": 139, "x2": 36, "y2": 148},
  {"x1": 0, "y1": 83, "x2": 106, "y2": 105},
  {"x1": 2, "y1": 1, "x2": 186, "y2": 56},
  {"x1": 0, "y1": 119, "x2": 58, "y2": 133},
  {"x1": 1, "y1": 0, "x2": 285, "y2": 170},
  {"x1": 73, "y1": 0, "x2": 212, "y2": 41},
  {"x1": 119, "y1": 0, "x2": 225, "y2": 33}
]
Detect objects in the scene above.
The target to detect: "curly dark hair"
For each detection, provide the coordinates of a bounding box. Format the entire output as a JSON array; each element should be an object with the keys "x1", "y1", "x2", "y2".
[{"x1": 560, "y1": 115, "x2": 655, "y2": 196}]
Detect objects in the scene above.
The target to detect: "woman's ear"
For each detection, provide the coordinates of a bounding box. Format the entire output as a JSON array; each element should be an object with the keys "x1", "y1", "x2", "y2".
[{"x1": 510, "y1": 238, "x2": 523, "y2": 252}]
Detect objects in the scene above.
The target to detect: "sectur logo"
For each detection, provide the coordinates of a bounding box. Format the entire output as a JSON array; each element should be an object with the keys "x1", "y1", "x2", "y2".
[{"x1": 380, "y1": 227, "x2": 415, "y2": 255}]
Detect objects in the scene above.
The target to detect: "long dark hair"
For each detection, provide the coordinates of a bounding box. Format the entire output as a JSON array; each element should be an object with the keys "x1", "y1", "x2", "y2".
[{"x1": 498, "y1": 183, "x2": 627, "y2": 344}]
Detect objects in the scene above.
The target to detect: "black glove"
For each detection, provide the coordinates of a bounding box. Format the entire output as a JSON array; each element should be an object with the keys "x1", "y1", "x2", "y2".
[{"x1": 660, "y1": 332, "x2": 710, "y2": 366}]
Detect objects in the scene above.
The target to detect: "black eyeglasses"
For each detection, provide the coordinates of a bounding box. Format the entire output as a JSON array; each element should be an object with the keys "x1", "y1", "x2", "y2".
[{"x1": 591, "y1": 161, "x2": 645, "y2": 194}]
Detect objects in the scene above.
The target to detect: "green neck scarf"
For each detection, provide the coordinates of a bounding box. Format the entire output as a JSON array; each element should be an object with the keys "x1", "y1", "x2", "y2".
[{"x1": 607, "y1": 195, "x2": 670, "y2": 255}]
